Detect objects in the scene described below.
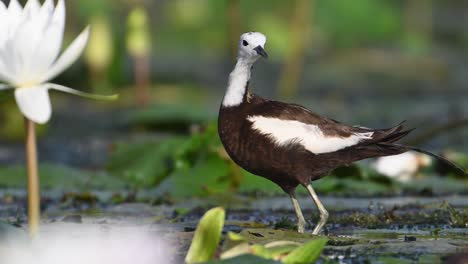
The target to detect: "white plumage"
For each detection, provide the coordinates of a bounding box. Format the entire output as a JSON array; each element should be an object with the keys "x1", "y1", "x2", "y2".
[
  {"x1": 222, "y1": 60, "x2": 251, "y2": 107},
  {"x1": 222, "y1": 32, "x2": 267, "y2": 108},
  {"x1": 248, "y1": 115, "x2": 374, "y2": 154}
]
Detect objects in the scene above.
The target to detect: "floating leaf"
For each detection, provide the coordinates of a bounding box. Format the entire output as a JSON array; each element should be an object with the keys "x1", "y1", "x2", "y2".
[
  {"x1": 186, "y1": 207, "x2": 226, "y2": 264},
  {"x1": 282, "y1": 238, "x2": 328, "y2": 264},
  {"x1": 220, "y1": 243, "x2": 251, "y2": 260},
  {"x1": 264, "y1": 241, "x2": 301, "y2": 249},
  {"x1": 222, "y1": 231, "x2": 248, "y2": 254},
  {"x1": 227, "y1": 232, "x2": 246, "y2": 242},
  {"x1": 250, "y1": 244, "x2": 272, "y2": 259},
  {"x1": 266, "y1": 246, "x2": 299, "y2": 260},
  {"x1": 203, "y1": 254, "x2": 281, "y2": 264},
  {"x1": 264, "y1": 241, "x2": 300, "y2": 259}
]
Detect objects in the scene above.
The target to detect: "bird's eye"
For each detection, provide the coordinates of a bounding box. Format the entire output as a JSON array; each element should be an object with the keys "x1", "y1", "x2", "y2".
[{"x1": 243, "y1": 40, "x2": 249, "y2": 46}]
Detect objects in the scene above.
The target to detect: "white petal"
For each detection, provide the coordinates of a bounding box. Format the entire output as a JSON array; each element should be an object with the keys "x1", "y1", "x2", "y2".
[
  {"x1": 42, "y1": 27, "x2": 90, "y2": 83},
  {"x1": 14, "y1": 86, "x2": 52, "y2": 124},
  {"x1": 4, "y1": 0, "x2": 23, "y2": 41},
  {"x1": 6, "y1": 0, "x2": 23, "y2": 27},
  {"x1": 32, "y1": 0, "x2": 65, "y2": 75},
  {"x1": 12, "y1": 21, "x2": 41, "y2": 79},
  {"x1": 0, "y1": 4, "x2": 5, "y2": 34},
  {"x1": 11, "y1": 0, "x2": 55, "y2": 81},
  {"x1": 41, "y1": 0, "x2": 54, "y2": 11},
  {"x1": 23, "y1": 0, "x2": 40, "y2": 17},
  {"x1": 48, "y1": 83, "x2": 119, "y2": 101},
  {"x1": 0, "y1": 2, "x2": 6, "y2": 14},
  {"x1": 37, "y1": 0, "x2": 55, "y2": 26},
  {"x1": 0, "y1": 3, "x2": 11, "y2": 48},
  {"x1": 8, "y1": 0, "x2": 22, "y2": 14},
  {"x1": 0, "y1": 39, "x2": 19, "y2": 82},
  {"x1": 0, "y1": 0, "x2": 23, "y2": 82}
]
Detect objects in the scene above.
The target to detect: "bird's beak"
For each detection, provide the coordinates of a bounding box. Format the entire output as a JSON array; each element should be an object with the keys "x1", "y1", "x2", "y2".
[{"x1": 254, "y1": 46, "x2": 268, "y2": 58}]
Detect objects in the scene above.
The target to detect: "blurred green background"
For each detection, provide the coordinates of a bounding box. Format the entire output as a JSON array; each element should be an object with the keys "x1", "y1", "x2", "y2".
[{"x1": 0, "y1": 0, "x2": 467, "y2": 199}]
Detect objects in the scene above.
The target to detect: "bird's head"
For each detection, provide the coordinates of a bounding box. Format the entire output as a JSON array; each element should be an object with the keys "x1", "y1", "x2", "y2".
[{"x1": 238, "y1": 32, "x2": 268, "y2": 62}]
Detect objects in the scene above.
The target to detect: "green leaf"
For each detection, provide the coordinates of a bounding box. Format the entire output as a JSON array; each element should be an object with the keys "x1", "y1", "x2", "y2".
[
  {"x1": 220, "y1": 243, "x2": 251, "y2": 260},
  {"x1": 377, "y1": 256, "x2": 413, "y2": 264},
  {"x1": 264, "y1": 241, "x2": 300, "y2": 258},
  {"x1": 227, "y1": 232, "x2": 246, "y2": 242},
  {"x1": 107, "y1": 138, "x2": 187, "y2": 188},
  {"x1": 203, "y1": 254, "x2": 281, "y2": 264},
  {"x1": 164, "y1": 154, "x2": 231, "y2": 198},
  {"x1": 282, "y1": 238, "x2": 328, "y2": 264},
  {"x1": 250, "y1": 244, "x2": 272, "y2": 259},
  {"x1": 186, "y1": 207, "x2": 226, "y2": 264}
]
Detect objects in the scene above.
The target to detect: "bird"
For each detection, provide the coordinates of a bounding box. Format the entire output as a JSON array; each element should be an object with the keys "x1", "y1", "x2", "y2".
[
  {"x1": 373, "y1": 152, "x2": 432, "y2": 182},
  {"x1": 218, "y1": 32, "x2": 467, "y2": 235}
]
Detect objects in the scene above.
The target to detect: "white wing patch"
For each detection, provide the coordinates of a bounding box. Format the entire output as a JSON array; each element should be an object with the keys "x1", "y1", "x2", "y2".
[{"x1": 248, "y1": 116, "x2": 373, "y2": 154}]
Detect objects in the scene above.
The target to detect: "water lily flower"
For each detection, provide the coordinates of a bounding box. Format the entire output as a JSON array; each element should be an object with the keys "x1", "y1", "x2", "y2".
[
  {"x1": 0, "y1": 0, "x2": 115, "y2": 124},
  {"x1": 0, "y1": 0, "x2": 117, "y2": 237}
]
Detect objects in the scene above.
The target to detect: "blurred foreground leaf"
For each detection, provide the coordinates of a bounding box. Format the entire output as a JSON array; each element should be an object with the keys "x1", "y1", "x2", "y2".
[
  {"x1": 282, "y1": 238, "x2": 327, "y2": 264},
  {"x1": 185, "y1": 212, "x2": 328, "y2": 263},
  {"x1": 204, "y1": 255, "x2": 280, "y2": 264},
  {"x1": 186, "y1": 207, "x2": 226, "y2": 264}
]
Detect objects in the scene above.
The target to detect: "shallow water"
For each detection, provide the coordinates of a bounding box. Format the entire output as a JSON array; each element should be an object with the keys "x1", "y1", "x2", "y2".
[{"x1": 0, "y1": 192, "x2": 466, "y2": 263}]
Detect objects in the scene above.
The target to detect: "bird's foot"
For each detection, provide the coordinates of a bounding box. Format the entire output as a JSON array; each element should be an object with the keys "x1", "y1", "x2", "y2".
[
  {"x1": 311, "y1": 210, "x2": 329, "y2": 235},
  {"x1": 297, "y1": 219, "x2": 306, "y2": 233}
]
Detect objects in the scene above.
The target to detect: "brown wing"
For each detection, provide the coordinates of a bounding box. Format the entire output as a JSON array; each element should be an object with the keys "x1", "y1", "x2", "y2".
[{"x1": 248, "y1": 95, "x2": 410, "y2": 146}]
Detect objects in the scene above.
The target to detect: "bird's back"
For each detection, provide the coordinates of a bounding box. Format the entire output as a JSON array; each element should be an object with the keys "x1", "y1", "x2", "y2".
[{"x1": 218, "y1": 93, "x2": 413, "y2": 193}]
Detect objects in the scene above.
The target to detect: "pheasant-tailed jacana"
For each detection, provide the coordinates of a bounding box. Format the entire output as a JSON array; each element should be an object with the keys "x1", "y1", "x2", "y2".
[{"x1": 218, "y1": 32, "x2": 466, "y2": 234}]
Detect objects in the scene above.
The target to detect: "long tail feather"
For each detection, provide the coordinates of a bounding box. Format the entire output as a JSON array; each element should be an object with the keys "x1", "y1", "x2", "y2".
[
  {"x1": 382, "y1": 129, "x2": 415, "y2": 143},
  {"x1": 381, "y1": 143, "x2": 467, "y2": 176}
]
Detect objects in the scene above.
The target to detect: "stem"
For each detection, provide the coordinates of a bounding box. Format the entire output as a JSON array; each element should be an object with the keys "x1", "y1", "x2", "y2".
[
  {"x1": 135, "y1": 55, "x2": 151, "y2": 107},
  {"x1": 25, "y1": 118, "x2": 40, "y2": 237}
]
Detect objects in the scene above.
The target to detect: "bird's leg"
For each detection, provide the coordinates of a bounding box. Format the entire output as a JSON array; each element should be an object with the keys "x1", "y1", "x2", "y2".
[
  {"x1": 306, "y1": 184, "x2": 329, "y2": 235},
  {"x1": 289, "y1": 193, "x2": 306, "y2": 233}
]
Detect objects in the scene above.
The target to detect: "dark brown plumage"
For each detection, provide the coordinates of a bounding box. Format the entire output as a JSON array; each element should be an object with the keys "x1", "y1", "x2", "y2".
[{"x1": 219, "y1": 89, "x2": 416, "y2": 194}]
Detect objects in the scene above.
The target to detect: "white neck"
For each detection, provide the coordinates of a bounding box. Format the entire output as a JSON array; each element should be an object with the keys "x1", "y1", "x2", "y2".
[{"x1": 222, "y1": 58, "x2": 254, "y2": 107}]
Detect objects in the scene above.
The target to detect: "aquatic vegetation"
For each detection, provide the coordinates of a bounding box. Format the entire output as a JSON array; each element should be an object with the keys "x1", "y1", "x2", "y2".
[
  {"x1": 186, "y1": 207, "x2": 328, "y2": 264},
  {"x1": 186, "y1": 207, "x2": 225, "y2": 263}
]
